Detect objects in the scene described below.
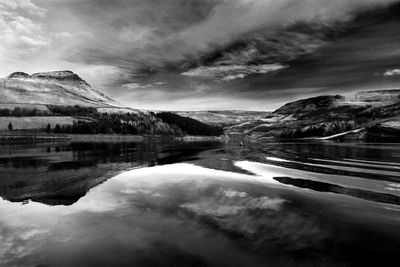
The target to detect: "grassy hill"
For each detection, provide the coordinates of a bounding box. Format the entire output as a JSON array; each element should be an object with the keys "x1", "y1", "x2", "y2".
[
  {"x1": 227, "y1": 90, "x2": 400, "y2": 141},
  {"x1": 0, "y1": 71, "x2": 223, "y2": 137},
  {"x1": 0, "y1": 71, "x2": 122, "y2": 107},
  {"x1": 175, "y1": 110, "x2": 271, "y2": 127}
]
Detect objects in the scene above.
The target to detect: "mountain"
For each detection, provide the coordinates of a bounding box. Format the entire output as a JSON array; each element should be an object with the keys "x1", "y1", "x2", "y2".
[
  {"x1": 273, "y1": 95, "x2": 345, "y2": 116},
  {"x1": 0, "y1": 71, "x2": 225, "y2": 136},
  {"x1": 0, "y1": 70, "x2": 122, "y2": 109},
  {"x1": 2, "y1": 70, "x2": 399, "y2": 141},
  {"x1": 228, "y1": 89, "x2": 400, "y2": 141}
]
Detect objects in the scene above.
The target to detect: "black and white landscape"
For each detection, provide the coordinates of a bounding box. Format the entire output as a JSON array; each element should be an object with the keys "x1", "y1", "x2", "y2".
[{"x1": 1, "y1": 1, "x2": 400, "y2": 267}]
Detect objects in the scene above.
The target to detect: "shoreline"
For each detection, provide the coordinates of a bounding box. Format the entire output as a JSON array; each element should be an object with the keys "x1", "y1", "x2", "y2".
[
  {"x1": 0, "y1": 131, "x2": 145, "y2": 143},
  {"x1": 0, "y1": 131, "x2": 228, "y2": 144},
  {"x1": 2, "y1": 131, "x2": 399, "y2": 144}
]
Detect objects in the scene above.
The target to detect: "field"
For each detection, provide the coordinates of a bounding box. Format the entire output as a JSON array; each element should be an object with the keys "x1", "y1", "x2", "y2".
[{"x1": 0, "y1": 116, "x2": 77, "y2": 130}]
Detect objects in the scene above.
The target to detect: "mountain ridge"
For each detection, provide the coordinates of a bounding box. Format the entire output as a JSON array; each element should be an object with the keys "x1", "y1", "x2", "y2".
[
  {"x1": 0, "y1": 71, "x2": 225, "y2": 137},
  {"x1": 1, "y1": 70, "x2": 122, "y2": 109},
  {"x1": 226, "y1": 89, "x2": 400, "y2": 141},
  {"x1": 1, "y1": 70, "x2": 400, "y2": 141}
]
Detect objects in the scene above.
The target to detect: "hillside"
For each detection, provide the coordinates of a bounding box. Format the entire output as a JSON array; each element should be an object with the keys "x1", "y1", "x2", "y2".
[
  {"x1": 175, "y1": 110, "x2": 271, "y2": 127},
  {"x1": 227, "y1": 89, "x2": 400, "y2": 141},
  {"x1": 0, "y1": 71, "x2": 122, "y2": 109},
  {"x1": 273, "y1": 95, "x2": 345, "y2": 116},
  {"x1": 0, "y1": 71, "x2": 223, "y2": 137},
  {"x1": 3, "y1": 70, "x2": 399, "y2": 141}
]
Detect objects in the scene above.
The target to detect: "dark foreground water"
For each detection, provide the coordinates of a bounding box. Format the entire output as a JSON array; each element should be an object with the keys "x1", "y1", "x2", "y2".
[{"x1": 0, "y1": 139, "x2": 400, "y2": 266}]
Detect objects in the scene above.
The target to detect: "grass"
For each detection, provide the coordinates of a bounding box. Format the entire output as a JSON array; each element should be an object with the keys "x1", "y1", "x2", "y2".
[{"x1": 0, "y1": 116, "x2": 77, "y2": 130}]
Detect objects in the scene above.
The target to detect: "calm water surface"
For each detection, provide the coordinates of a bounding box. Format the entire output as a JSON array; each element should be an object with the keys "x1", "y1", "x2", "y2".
[{"x1": 0, "y1": 139, "x2": 400, "y2": 266}]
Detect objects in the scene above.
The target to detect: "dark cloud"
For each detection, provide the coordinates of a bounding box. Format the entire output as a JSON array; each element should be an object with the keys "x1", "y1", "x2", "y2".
[
  {"x1": 3, "y1": 0, "x2": 400, "y2": 110},
  {"x1": 55, "y1": 0, "x2": 398, "y2": 72}
]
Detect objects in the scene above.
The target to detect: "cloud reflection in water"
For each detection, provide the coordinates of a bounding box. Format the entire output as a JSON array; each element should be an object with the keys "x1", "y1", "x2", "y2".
[{"x1": 1, "y1": 162, "x2": 400, "y2": 266}]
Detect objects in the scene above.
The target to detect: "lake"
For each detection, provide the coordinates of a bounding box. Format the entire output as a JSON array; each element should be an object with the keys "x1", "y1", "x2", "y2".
[{"x1": 1, "y1": 139, "x2": 400, "y2": 266}]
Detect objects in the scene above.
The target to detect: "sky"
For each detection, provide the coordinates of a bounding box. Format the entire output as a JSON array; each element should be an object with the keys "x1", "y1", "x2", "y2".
[{"x1": 1, "y1": 0, "x2": 400, "y2": 110}]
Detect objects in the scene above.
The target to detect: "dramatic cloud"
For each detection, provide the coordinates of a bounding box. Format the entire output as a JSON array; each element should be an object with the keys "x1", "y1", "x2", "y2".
[
  {"x1": 182, "y1": 64, "x2": 286, "y2": 81},
  {"x1": 2, "y1": 0, "x2": 400, "y2": 110},
  {"x1": 0, "y1": 1, "x2": 50, "y2": 61},
  {"x1": 51, "y1": 0, "x2": 398, "y2": 73}
]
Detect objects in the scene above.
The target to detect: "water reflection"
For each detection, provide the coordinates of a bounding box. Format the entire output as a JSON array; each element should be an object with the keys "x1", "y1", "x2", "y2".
[
  {"x1": 0, "y1": 140, "x2": 223, "y2": 205},
  {"x1": 1, "y1": 163, "x2": 400, "y2": 266},
  {"x1": 273, "y1": 176, "x2": 400, "y2": 205},
  {"x1": 1, "y1": 140, "x2": 400, "y2": 266}
]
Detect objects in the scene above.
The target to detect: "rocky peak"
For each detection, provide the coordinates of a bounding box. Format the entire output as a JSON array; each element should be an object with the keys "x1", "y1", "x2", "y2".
[
  {"x1": 6, "y1": 70, "x2": 90, "y2": 86},
  {"x1": 7, "y1": 72, "x2": 31, "y2": 79},
  {"x1": 31, "y1": 70, "x2": 90, "y2": 86}
]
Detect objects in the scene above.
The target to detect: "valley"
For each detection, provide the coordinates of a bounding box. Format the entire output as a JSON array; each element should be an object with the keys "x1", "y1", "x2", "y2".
[{"x1": 1, "y1": 70, "x2": 399, "y2": 142}]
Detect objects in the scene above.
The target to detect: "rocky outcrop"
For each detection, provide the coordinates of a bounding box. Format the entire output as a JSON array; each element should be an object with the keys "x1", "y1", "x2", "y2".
[
  {"x1": 7, "y1": 72, "x2": 31, "y2": 79},
  {"x1": 31, "y1": 70, "x2": 90, "y2": 86}
]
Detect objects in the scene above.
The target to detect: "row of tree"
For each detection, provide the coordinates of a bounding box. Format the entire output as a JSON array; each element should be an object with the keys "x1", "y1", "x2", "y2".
[
  {"x1": 0, "y1": 107, "x2": 50, "y2": 117},
  {"x1": 0, "y1": 105, "x2": 100, "y2": 117},
  {"x1": 1, "y1": 105, "x2": 224, "y2": 136},
  {"x1": 280, "y1": 120, "x2": 357, "y2": 138},
  {"x1": 46, "y1": 105, "x2": 98, "y2": 116},
  {"x1": 41, "y1": 113, "x2": 184, "y2": 135},
  {"x1": 39, "y1": 112, "x2": 224, "y2": 136}
]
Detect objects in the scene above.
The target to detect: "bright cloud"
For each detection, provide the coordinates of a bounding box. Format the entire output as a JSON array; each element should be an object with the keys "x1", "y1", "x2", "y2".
[
  {"x1": 384, "y1": 68, "x2": 400, "y2": 76},
  {"x1": 0, "y1": 2, "x2": 50, "y2": 62},
  {"x1": 182, "y1": 64, "x2": 287, "y2": 81},
  {"x1": 2, "y1": 0, "x2": 400, "y2": 110},
  {"x1": 0, "y1": 0, "x2": 46, "y2": 18}
]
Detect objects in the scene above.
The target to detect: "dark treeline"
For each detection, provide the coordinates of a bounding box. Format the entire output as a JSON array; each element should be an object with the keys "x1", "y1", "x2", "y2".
[
  {"x1": 155, "y1": 112, "x2": 223, "y2": 136},
  {"x1": 47, "y1": 105, "x2": 98, "y2": 116},
  {"x1": 365, "y1": 124, "x2": 400, "y2": 142},
  {"x1": 0, "y1": 107, "x2": 50, "y2": 116},
  {"x1": 45, "y1": 112, "x2": 182, "y2": 135},
  {"x1": 280, "y1": 120, "x2": 357, "y2": 138},
  {"x1": 0, "y1": 105, "x2": 98, "y2": 117},
  {"x1": 1, "y1": 105, "x2": 224, "y2": 136},
  {"x1": 46, "y1": 111, "x2": 224, "y2": 136},
  {"x1": 50, "y1": 120, "x2": 136, "y2": 135}
]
